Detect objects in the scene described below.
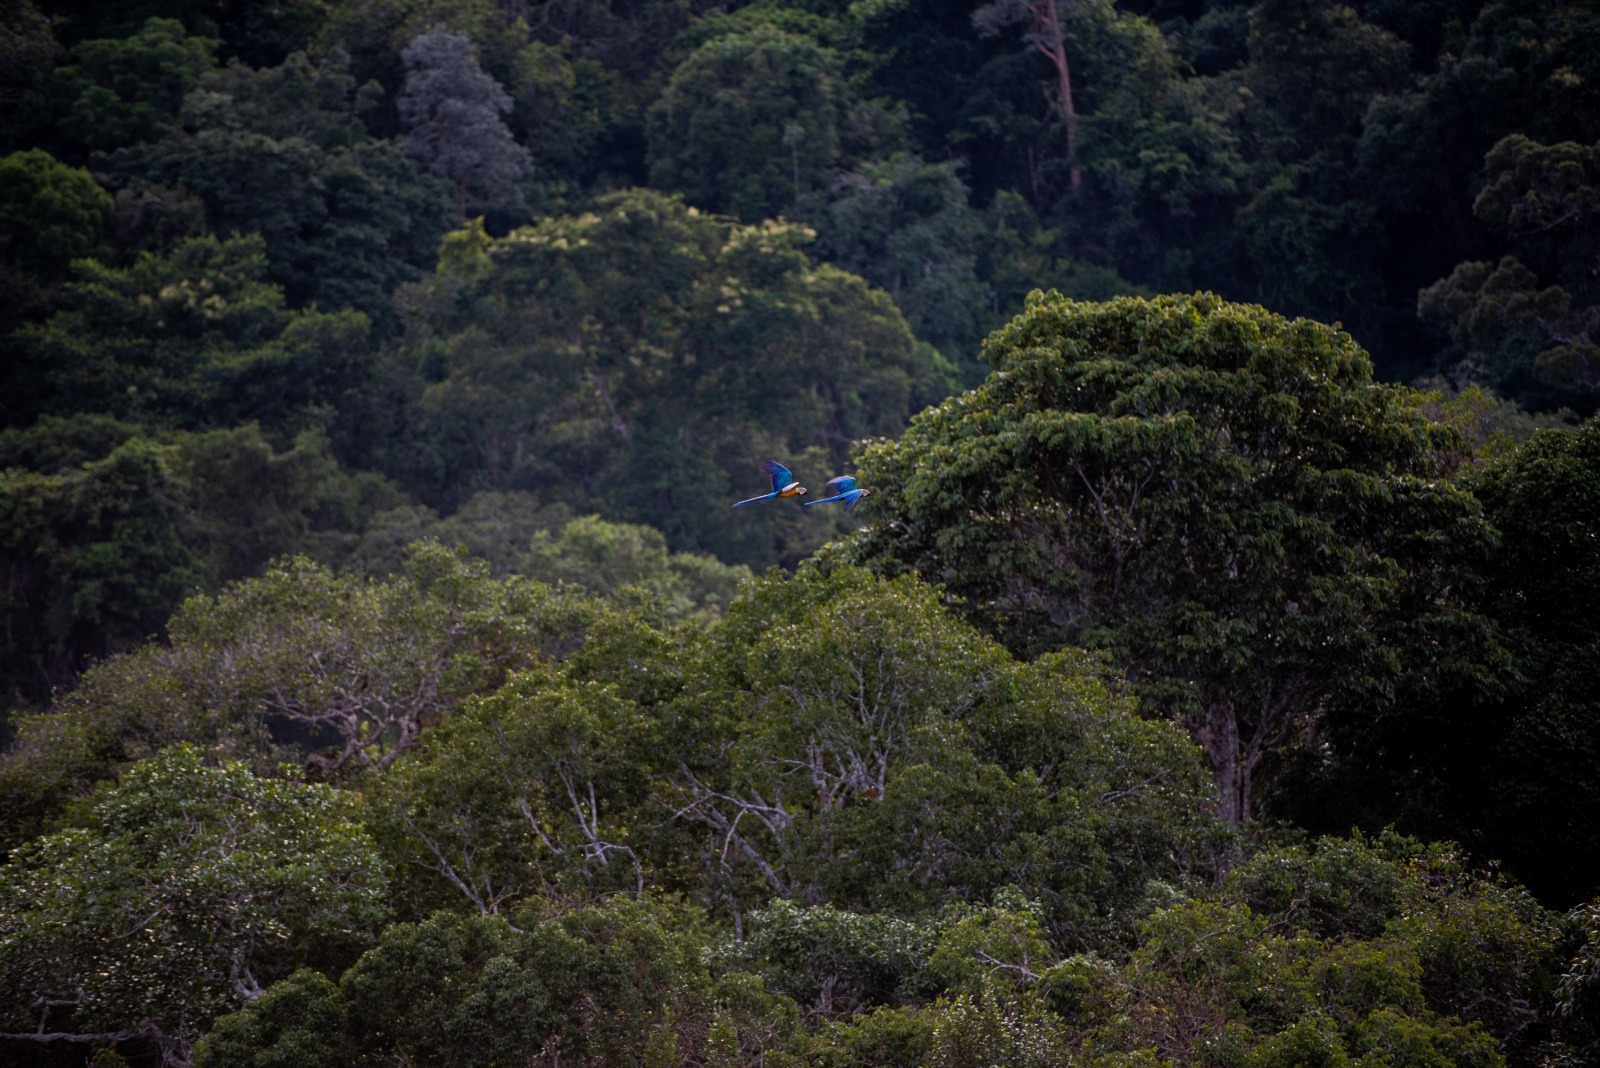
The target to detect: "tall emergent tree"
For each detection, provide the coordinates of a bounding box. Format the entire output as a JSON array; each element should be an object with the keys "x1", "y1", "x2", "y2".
[
  {"x1": 397, "y1": 25, "x2": 532, "y2": 220},
  {"x1": 973, "y1": 0, "x2": 1080, "y2": 192},
  {"x1": 845, "y1": 292, "x2": 1496, "y2": 828}
]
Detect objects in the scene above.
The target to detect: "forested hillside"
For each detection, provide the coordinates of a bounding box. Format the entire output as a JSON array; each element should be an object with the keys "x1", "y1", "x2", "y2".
[{"x1": 3, "y1": 1, "x2": 1599, "y2": 1066}]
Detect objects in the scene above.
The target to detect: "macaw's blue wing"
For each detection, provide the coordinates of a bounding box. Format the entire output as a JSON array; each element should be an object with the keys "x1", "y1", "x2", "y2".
[
  {"x1": 804, "y1": 474, "x2": 868, "y2": 510},
  {"x1": 824, "y1": 475, "x2": 858, "y2": 495},
  {"x1": 761, "y1": 459, "x2": 796, "y2": 492}
]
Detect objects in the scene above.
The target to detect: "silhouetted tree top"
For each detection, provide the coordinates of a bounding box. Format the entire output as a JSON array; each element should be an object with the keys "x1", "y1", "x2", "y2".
[{"x1": 398, "y1": 25, "x2": 531, "y2": 219}]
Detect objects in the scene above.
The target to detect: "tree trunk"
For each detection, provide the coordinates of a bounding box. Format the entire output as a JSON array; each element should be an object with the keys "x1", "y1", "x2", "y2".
[
  {"x1": 1035, "y1": 0, "x2": 1081, "y2": 193},
  {"x1": 1197, "y1": 700, "x2": 1248, "y2": 830}
]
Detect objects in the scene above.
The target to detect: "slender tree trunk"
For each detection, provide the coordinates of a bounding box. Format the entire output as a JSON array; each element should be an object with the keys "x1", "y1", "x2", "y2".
[
  {"x1": 582, "y1": 339, "x2": 629, "y2": 439},
  {"x1": 1195, "y1": 700, "x2": 1254, "y2": 879},
  {"x1": 1197, "y1": 700, "x2": 1248, "y2": 830},
  {"x1": 1034, "y1": 0, "x2": 1081, "y2": 193}
]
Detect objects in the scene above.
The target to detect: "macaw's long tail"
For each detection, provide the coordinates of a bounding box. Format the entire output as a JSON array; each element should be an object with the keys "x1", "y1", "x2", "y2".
[{"x1": 731, "y1": 492, "x2": 777, "y2": 508}]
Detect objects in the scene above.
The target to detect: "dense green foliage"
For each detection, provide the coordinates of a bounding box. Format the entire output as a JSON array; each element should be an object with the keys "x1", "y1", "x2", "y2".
[
  {"x1": 0, "y1": 745, "x2": 389, "y2": 1063},
  {"x1": 0, "y1": 543, "x2": 616, "y2": 852},
  {"x1": 844, "y1": 292, "x2": 1497, "y2": 827},
  {"x1": 185, "y1": 831, "x2": 1583, "y2": 1067},
  {"x1": 11, "y1": 233, "x2": 371, "y2": 430},
  {"x1": 8, "y1": 0, "x2": 1598, "y2": 386},
  {"x1": 6, "y1": 543, "x2": 1594, "y2": 1064},
  {"x1": 0, "y1": 148, "x2": 110, "y2": 333},
  {"x1": 382, "y1": 191, "x2": 952, "y2": 565},
  {"x1": 5, "y1": 0, "x2": 1594, "y2": 697},
  {"x1": 1274, "y1": 417, "x2": 1600, "y2": 906},
  {"x1": 0, "y1": 419, "x2": 402, "y2": 701},
  {"x1": 647, "y1": 19, "x2": 902, "y2": 223},
  {"x1": 4, "y1": 1, "x2": 1600, "y2": 1065}
]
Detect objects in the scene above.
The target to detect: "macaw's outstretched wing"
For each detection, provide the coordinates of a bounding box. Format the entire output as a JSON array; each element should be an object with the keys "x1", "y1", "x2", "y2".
[
  {"x1": 803, "y1": 474, "x2": 868, "y2": 509},
  {"x1": 824, "y1": 475, "x2": 858, "y2": 495},
  {"x1": 762, "y1": 459, "x2": 796, "y2": 492}
]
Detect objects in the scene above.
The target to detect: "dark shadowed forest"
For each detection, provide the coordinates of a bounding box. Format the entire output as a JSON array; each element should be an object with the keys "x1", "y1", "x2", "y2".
[{"x1": 2, "y1": 1, "x2": 1600, "y2": 1065}]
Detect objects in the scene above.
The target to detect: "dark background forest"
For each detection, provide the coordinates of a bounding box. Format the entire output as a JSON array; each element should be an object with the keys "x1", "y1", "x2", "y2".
[{"x1": 2, "y1": 0, "x2": 1600, "y2": 1065}]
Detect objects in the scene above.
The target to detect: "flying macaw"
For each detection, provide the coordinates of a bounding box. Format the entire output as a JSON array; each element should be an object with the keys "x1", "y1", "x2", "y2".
[
  {"x1": 730, "y1": 460, "x2": 808, "y2": 507},
  {"x1": 803, "y1": 474, "x2": 871, "y2": 512}
]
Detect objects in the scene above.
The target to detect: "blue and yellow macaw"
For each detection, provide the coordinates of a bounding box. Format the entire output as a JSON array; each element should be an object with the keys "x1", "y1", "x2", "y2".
[
  {"x1": 803, "y1": 474, "x2": 871, "y2": 512},
  {"x1": 731, "y1": 460, "x2": 808, "y2": 507}
]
